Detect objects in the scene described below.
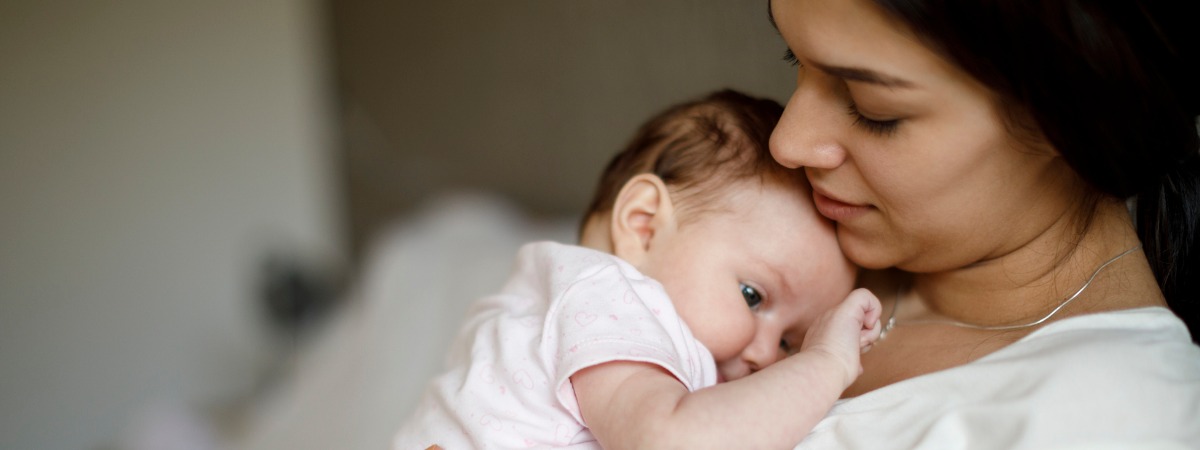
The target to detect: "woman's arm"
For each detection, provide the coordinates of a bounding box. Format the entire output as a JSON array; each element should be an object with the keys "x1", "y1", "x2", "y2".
[{"x1": 572, "y1": 289, "x2": 881, "y2": 449}]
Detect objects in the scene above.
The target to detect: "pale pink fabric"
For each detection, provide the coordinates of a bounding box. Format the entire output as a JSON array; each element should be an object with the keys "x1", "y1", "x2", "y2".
[{"x1": 393, "y1": 241, "x2": 717, "y2": 449}]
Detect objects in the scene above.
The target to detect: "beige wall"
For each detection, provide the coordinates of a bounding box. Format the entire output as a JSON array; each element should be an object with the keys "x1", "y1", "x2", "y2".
[
  {"x1": 331, "y1": 0, "x2": 797, "y2": 254},
  {"x1": 0, "y1": 1, "x2": 340, "y2": 449}
]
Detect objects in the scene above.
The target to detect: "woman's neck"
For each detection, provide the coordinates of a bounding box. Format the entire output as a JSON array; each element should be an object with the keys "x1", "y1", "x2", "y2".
[{"x1": 908, "y1": 198, "x2": 1163, "y2": 327}]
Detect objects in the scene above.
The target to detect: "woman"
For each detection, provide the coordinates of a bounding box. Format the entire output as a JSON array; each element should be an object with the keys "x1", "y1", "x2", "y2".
[{"x1": 768, "y1": 0, "x2": 1200, "y2": 447}]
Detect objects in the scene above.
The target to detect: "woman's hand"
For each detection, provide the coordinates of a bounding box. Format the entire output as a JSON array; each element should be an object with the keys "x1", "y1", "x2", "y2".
[{"x1": 800, "y1": 288, "x2": 883, "y2": 388}]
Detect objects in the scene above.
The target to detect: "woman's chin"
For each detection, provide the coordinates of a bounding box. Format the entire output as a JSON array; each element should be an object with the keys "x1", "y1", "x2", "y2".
[{"x1": 837, "y1": 230, "x2": 899, "y2": 270}]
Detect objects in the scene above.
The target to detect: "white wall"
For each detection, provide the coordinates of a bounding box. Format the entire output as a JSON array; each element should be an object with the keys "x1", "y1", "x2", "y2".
[{"x1": 0, "y1": 1, "x2": 341, "y2": 449}]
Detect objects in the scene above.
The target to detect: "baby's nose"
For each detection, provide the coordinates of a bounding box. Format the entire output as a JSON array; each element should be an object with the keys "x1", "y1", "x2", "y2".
[{"x1": 742, "y1": 338, "x2": 786, "y2": 372}]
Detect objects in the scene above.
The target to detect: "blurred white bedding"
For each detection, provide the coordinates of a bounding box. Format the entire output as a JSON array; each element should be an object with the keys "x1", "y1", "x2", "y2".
[{"x1": 235, "y1": 192, "x2": 578, "y2": 450}]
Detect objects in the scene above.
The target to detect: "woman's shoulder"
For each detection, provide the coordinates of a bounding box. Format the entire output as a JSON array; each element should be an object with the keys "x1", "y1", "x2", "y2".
[
  {"x1": 977, "y1": 307, "x2": 1200, "y2": 391},
  {"x1": 802, "y1": 307, "x2": 1200, "y2": 449},
  {"x1": 1030, "y1": 306, "x2": 1190, "y2": 338},
  {"x1": 1006, "y1": 306, "x2": 1197, "y2": 366},
  {"x1": 897, "y1": 306, "x2": 1200, "y2": 391}
]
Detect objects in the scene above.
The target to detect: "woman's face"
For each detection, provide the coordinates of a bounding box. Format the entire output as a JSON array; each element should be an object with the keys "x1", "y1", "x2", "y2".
[{"x1": 768, "y1": 0, "x2": 1081, "y2": 272}]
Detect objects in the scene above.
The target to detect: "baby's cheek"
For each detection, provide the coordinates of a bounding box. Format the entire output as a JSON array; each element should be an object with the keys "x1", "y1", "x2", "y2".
[{"x1": 703, "y1": 313, "x2": 757, "y2": 362}]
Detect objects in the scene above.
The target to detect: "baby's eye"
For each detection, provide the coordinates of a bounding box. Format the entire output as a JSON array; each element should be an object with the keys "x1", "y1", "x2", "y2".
[
  {"x1": 780, "y1": 339, "x2": 793, "y2": 355},
  {"x1": 740, "y1": 283, "x2": 763, "y2": 309}
]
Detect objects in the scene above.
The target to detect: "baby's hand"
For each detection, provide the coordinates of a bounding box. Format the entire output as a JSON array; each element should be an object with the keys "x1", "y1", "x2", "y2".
[{"x1": 799, "y1": 288, "x2": 883, "y2": 388}]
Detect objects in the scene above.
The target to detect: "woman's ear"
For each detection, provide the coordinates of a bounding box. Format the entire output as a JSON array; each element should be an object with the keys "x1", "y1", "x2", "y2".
[{"x1": 610, "y1": 174, "x2": 676, "y2": 267}]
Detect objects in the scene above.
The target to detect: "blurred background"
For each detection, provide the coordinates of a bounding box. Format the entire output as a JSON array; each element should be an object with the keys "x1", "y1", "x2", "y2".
[{"x1": 0, "y1": 1, "x2": 793, "y2": 448}]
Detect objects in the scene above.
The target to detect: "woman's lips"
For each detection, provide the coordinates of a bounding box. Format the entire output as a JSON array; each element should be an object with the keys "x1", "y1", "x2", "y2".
[{"x1": 812, "y1": 189, "x2": 871, "y2": 221}]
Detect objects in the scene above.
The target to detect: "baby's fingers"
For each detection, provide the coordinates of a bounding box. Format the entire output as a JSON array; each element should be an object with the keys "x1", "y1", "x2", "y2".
[
  {"x1": 845, "y1": 288, "x2": 883, "y2": 352},
  {"x1": 850, "y1": 288, "x2": 884, "y2": 325},
  {"x1": 860, "y1": 314, "x2": 882, "y2": 353},
  {"x1": 842, "y1": 288, "x2": 883, "y2": 328}
]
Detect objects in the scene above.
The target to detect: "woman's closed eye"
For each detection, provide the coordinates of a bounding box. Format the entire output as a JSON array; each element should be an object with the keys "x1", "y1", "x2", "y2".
[
  {"x1": 740, "y1": 283, "x2": 763, "y2": 309},
  {"x1": 848, "y1": 100, "x2": 901, "y2": 136},
  {"x1": 783, "y1": 47, "x2": 900, "y2": 136},
  {"x1": 782, "y1": 48, "x2": 801, "y2": 67}
]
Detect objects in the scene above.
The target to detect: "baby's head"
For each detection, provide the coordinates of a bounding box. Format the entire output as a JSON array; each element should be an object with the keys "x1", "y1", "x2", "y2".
[{"x1": 580, "y1": 90, "x2": 856, "y2": 382}]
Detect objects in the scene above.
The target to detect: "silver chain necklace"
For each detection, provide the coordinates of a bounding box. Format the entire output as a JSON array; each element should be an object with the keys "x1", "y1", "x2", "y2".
[{"x1": 879, "y1": 244, "x2": 1141, "y2": 339}]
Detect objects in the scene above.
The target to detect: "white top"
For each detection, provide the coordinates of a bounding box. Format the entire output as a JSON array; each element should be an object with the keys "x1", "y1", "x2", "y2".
[
  {"x1": 393, "y1": 242, "x2": 717, "y2": 449},
  {"x1": 797, "y1": 307, "x2": 1200, "y2": 449}
]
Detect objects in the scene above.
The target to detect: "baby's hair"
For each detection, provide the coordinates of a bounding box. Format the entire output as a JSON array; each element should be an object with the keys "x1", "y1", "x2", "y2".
[{"x1": 582, "y1": 89, "x2": 798, "y2": 230}]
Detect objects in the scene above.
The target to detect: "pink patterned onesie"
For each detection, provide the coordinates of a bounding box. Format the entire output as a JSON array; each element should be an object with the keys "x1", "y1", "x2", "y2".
[{"x1": 393, "y1": 241, "x2": 718, "y2": 449}]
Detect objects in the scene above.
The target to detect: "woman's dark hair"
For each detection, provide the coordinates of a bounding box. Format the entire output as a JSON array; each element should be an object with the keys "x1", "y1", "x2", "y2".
[{"x1": 869, "y1": 0, "x2": 1199, "y2": 340}]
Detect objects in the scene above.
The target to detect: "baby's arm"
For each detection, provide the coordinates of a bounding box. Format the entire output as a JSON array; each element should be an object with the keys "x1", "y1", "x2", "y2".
[{"x1": 572, "y1": 288, "x2": 881, "y2": 449}]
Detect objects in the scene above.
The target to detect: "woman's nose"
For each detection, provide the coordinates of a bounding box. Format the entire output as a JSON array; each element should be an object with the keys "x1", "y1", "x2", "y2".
[{"x1": 769, "y1": 84, "x2": 848, "y2": 170}]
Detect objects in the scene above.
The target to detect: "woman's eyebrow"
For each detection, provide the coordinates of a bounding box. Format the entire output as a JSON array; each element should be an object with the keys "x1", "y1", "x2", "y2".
[
  {"x1": 813, "y1": 62, "x2": 916, "y2": 89},
  {"x1": 768, "y1": 2, "x2": 915, "y2": 89}
]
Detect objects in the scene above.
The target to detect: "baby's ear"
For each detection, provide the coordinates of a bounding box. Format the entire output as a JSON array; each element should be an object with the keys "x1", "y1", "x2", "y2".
[{"x1": 610, "y1": 174, "x2": 676, "y2": 267}]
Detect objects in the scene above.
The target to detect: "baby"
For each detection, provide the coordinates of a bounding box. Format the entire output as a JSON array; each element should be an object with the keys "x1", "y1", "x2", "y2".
[{"x1": 394, "y1": 90, "x2": 882, "y2": 449}]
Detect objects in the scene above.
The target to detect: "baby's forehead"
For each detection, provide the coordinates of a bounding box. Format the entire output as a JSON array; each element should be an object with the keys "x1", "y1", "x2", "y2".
[
  {"x1": 680, "y1": 174, "x2": 817, "y2": 219},
  {"x1": 693, "y1": 176, "x2": 843, "y2": 256}
]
